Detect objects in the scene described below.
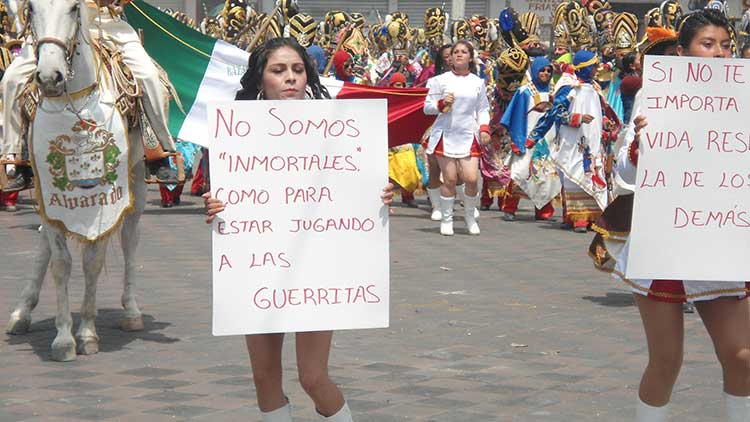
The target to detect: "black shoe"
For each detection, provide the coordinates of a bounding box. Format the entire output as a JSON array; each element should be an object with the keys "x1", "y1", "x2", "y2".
[
  {"x1": 480, "y1": 205, "x2": 490, "y2": 211},
  {"x1": 146, "y1": 157, "x2": 180, "y2": 184},
  {"x1": 683, "y1": 303, "x2": 695, "y2": 313},
  {"x1": 161, "y1": 202, "x2": 173, "y2": 208},
  {"x1": 3, "y1": 166, "x2": 33, "y2": 193}
]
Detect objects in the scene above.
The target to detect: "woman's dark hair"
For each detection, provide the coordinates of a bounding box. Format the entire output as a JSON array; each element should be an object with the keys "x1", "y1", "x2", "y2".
[
  {"x1": 236, "y1": 38, "x2": 330, "y2": 101},
  {"x1": 622, "y1": 52, "x2": 638, "y2": 75},
  {"x1": 452, "y1": 40, "x2": 478, "y2": 75},
  {"x1": 434, "y1": 43, "x2": 452, "y2": 75},
  {"x1": 677, "y1": 8, "x2": 731, "y2": 49}
]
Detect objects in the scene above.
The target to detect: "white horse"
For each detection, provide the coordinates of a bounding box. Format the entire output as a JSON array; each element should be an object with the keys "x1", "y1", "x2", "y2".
[{"x1": 6, "y1": 0, "x2": 147, "y2": 361}]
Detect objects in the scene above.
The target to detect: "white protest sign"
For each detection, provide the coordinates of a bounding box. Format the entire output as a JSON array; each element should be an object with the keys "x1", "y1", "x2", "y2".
[
  {"x1": 209, "y1": 99, "x2": 389, "y2": 335},
  {"x1": 627, "y1": 56, "x2": 750, "y2": 282}
]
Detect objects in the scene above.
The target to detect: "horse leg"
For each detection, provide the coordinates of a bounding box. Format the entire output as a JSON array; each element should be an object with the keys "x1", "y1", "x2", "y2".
[
  {"x1": 120, "y1": 163, "x2": 146, "y2": 332},
  {"x1": 75, "y1": 239, "x2": 108, "y2": 355},
  {"x1": 6, "y1": 226, "x2": 52, "y2": 334},
  {"x1": 47, "y1": 227, "x2": 76, "y2": 362}
]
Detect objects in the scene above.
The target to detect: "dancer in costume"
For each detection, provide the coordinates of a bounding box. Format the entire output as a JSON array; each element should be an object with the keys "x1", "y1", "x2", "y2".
[
  {"x1": 387, "y1": 72, "x2": 421, "y2": 208},
  {"x1": 526, "y1": 50, "x2": 620, "y2": 233},
  {"x1": 424, "y1": 40, "x2": 490, "y2": 235},
  {"x1": 204, "y1": 38, "x2": 395, "y2": 422},
  {"x1": 480, "y1": 46, "x2": 529, "y2": 211},
  {"x1": 589, "y1": 10, "x2": 750, "y2": 422},
  {"x1": 422, "y1": 43, "x2": 480, "y2": 222},
  {"x1": 500, "y1": 56, "x2": 558, "y2": 221},
  {"x1": 332, "y1": 50, "x2": 356, "y2": 82},
  {"x1": 605, "y1": 12, "x2": 639, "y2": 123},
  {"x1": 1, "y1": 0, "x2": 179, "y2": 192}
]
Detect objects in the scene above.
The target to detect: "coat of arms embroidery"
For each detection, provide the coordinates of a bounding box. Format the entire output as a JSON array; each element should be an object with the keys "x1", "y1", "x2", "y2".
[{"x1": 46, "y1": 119, "x2": 121, "y2": 191}]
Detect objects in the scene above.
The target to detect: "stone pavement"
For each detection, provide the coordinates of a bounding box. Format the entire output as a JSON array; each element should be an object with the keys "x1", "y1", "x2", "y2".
[{"x1": 0, "y1": 188, "x2": 734, "y2": 422}]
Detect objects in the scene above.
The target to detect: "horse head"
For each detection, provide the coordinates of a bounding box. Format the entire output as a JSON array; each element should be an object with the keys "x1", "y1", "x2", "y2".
[{"x1": 28, "y1": 0, "x2": 86, "y2": 97}]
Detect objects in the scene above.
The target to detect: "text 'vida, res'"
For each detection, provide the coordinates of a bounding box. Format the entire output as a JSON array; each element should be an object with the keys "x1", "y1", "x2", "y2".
[
  {"x1": 213, "y1": 108, "x2": 361, "y2": 139},
  {"x1": 645, "y1": 131, "x2": 750, "y2": 154}
]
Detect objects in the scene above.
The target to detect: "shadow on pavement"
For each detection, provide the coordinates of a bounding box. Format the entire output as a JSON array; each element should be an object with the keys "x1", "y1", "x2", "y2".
[
  {"x1": 581, "y1": 292, "x2": 635, "y2": 308},
  {"x1": 4, "y1": 309, "x2": 179, "y2": 362}
]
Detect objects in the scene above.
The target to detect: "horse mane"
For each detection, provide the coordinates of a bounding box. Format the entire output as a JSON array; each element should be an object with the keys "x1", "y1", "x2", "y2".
[{"x1": 78, "y1": 0, "x2": 94, "y2": 46}]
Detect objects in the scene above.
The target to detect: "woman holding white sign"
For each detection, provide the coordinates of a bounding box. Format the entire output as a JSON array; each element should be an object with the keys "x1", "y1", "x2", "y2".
[
  {"x1": 203, "y1": 38, "x2": 394, "y2": 422},
  {"x1": 591, "y1": 10, "x2": 750, "y2": 422},
  {"x1": 424, "y1": 40, "x2": 492, "y2": 236}
]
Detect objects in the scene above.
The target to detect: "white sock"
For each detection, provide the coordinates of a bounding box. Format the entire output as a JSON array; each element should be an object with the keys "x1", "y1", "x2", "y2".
[
  {"x1": 635, "y1": 397, "x2": 669, "y2": 422},
  {"x1": 320, "y1": 402, "x2": 353, "y2": 421},
  {"x1": 456, "y1": 184, "x2": 466, "y2": 203},
  {"x1": 262, "y1": 403, "x2": 292, "y2": 422},
  {"x1": 725, "y1": 392, "x2": 750, "y2": 422}
]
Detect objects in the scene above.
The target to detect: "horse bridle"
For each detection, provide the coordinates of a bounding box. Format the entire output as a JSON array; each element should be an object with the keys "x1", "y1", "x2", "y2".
[{"x1": 29, "y1": 1, "x2": 83, "y2": 81}]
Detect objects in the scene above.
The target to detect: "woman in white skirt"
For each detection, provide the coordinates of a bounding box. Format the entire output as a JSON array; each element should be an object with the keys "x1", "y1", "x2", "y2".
[
  {"x1": 423, "y1": 40, "x2": 491, "y2": 235},
  {"x1": 591, "y1": 10, "x2": 750, "y2": 421}
]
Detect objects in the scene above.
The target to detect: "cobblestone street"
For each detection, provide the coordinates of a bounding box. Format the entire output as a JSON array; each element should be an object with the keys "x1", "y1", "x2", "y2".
[{"x1": 0, "y1": 188, "x2": 733, "y2": 421}]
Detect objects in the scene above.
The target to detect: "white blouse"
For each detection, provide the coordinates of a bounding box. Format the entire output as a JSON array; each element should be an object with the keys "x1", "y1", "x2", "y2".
[{"x1": 423, "y1": 71, "x2": 490, "y2": 158}]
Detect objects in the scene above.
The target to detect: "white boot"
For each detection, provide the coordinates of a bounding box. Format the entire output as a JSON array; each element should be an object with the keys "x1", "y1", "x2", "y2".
[
  {"x1": 456, "y1": 183, "x2": 466, "y2": 205},
  {"x1": 261, "y1": 403, "x2": 292, "y2": 422},
  {"x1": 464, "y1": 193, "x2": 480, "y2": 235},
  {"x1": 320, "y1": 402, "x2": 353, "y2": 421},
  {"x1": 439, "y1": 196, "x2": 454, "y2": 236},
  {"x1": 635, "y1": 397, "x2": 669, "y2": 422},
  {"x1": 725, "y1": 392, "x2": 750, "y2": 422},
  {"x1": 426, "y1": 187, "x2": 442, "y2": 221},
  {"x1": 456, "y1": 184, "x2": 479, "y2": 218}
]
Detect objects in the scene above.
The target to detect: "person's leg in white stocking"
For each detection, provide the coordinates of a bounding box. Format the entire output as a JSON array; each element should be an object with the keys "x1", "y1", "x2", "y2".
[
  {"x1": 725, "y1": 393, "x2": 750, "y2": 422},
  {"x1": 319, "y1": 402, "x2": 353, "y2": 421},
  {"x1": 635, "y1": 397, "x2": 669, "y2": 422},
  {"x1": 426, "y1": 187, "x2": 442, "y2": 221},
  {"x1": 262, "y1": 403, "x2": 292, "y2": 422}
]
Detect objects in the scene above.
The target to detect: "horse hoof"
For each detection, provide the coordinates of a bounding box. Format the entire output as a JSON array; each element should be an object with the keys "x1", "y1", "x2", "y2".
[
  {"x1": 6, "y1": 315, "x2": 31, "y2": 335},
  {"x1": 120, "y1": 316, "x2": 144, "y2": 332},
  {"x1": 76, "y1": 338, "x2": 99, "y2": 355},
  {"x1": 51, "y1": 338, "x2": 77, "y2": 362}
]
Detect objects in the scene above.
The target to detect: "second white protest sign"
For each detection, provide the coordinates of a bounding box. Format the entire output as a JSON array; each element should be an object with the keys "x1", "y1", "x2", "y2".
[
  {"x1": 209, "y1": 99, "x2": 389, "y2": 335},
  {"x1": 627, "y1": 56, "x2": 750, "y2": 282}
]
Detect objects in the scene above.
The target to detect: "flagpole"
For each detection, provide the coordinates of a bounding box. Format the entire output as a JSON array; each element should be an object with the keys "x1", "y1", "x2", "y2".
[{"x1": 246, "y1": 1, "x2": 282, "y2": 51}]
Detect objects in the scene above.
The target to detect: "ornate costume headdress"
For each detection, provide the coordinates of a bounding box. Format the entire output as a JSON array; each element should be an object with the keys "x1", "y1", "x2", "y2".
[
  {"x1": 612, "y1": 12, "x2": 638, "y2": 54},
  {"x1": 495, "y1": 47, "x2": 530, "y2": 92},
  {"x1": 424, "y1": 7, "x2": 448, "y2": 47},
  {"x1": 553, "y1": 2, "x2": 571, "y2": 52},
  {"x1": 565, "y1": 2, "x2": 594, "y2": 50},
  {"x1": 660, "y1": 0, "x2": 683, "y2": 31},
  {"x1": 288, "y1": 13, "x2": 316, "y2": 47},
  {"x1": 518, "y1": 12, "x2": 542, "y2": 48}
]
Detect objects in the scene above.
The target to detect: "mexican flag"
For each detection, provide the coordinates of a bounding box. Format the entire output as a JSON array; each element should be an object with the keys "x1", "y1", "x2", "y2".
[{"x1": 125, "y1": 0, "x2": 434, "y2": 148}]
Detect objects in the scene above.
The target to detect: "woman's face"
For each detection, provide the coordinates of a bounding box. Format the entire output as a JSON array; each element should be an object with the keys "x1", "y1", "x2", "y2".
[
  {"x1": 441, "y1": 47, "x2": 452, "y2": 67},
  {"x1": 678, "y1": 25, "x2": 731, "y2": 58},
  {"x1": 262, "y1": 46, "x2": 308, "y2": 100},
  {"x1": 537, "y1": 66, "x2": 552, "y2": 84},
  {"x1": 343, "y1": 58, "x2": 354, "y2": 77},
  {"x1": 452, "y1": 44, "x2": 470, "y2": 70}
]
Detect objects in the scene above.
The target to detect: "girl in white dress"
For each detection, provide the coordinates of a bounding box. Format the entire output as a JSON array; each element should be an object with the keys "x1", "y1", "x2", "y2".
[{"x1": 423, "y1": 41, "x2": 491, "y2": 235}]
